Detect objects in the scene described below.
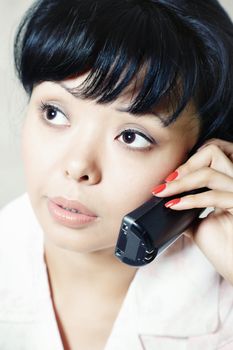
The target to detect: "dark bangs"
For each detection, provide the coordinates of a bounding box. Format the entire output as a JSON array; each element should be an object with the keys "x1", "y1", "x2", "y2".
[{"x1": 14, "y1": 0, "x2": 233, "y2": 143}]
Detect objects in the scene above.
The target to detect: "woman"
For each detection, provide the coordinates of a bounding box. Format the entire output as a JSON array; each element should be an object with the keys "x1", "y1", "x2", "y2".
[{"x1": 1, "y1": 0, "x2": 233, "y2": 349}]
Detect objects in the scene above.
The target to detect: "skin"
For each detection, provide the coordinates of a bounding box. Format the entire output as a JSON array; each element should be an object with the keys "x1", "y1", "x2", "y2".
[{"x1": 21, "y1": 74, "x2": 201, "y2": 350}]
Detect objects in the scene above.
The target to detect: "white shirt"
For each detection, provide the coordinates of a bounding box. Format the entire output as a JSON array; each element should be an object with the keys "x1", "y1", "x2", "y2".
[{"x1": 0, "y1": 193, "x2": 233, "y2": 350}]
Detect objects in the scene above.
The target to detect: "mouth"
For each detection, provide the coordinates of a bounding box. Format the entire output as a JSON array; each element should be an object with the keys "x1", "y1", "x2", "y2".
[
  {"x1": 57, "y1": 205, "x2": 81, "y2": 214},
  {"x1": 47, "y1": 199, "x2": 98, "y2": 229},
  {"x1": 50, "y1": 196, "x2": 97, "y2": 217}
]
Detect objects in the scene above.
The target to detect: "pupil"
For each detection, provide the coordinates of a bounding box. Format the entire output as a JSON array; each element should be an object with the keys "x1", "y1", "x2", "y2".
[
  {"x1": 47, "y1": 108, "x2": 56, "y2": 120},
  {"x1": 123, "y1": 131, "x2": 135, "y2": 144}
]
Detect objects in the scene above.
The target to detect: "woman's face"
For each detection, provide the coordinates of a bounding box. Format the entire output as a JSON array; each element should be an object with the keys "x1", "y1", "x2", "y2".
[{"x1": 21, "y1": 75, "x2": 200, "y2": 255}]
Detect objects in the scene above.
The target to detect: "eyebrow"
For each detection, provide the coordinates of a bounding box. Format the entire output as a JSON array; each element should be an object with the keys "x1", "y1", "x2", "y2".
[{"x1": 55, "y1": 81, "x2": 167, "y2": 126}]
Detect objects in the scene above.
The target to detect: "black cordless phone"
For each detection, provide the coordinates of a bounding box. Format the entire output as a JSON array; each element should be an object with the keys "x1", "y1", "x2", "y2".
[{"x1": 115, "y1": 187, "x2": 209, "y2": 267}]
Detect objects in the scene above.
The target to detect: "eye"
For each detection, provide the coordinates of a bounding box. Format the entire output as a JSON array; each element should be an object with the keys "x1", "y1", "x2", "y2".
[
  {"x1": 117, "y1": 129, "x2": 155, "y2": 150},
  {"x1": 39, "y1": 102, "x2": 70, "y2": 126}
]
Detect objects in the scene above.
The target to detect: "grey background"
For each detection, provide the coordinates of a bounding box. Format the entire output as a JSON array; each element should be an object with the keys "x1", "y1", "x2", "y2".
[{"x1": 1, "y1": 0, "x2": 233, "y2": 208}]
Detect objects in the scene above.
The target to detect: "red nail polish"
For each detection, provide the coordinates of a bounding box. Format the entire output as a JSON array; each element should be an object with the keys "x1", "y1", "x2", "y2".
[
  {"x1": 165, "y1": 198, "x2": 181, "y2": 208},
  {"x1": 165, "y1": 170, "x2": 178, "y2": 182},
  {"x1": 152, "y1": 183, "x2": 166, "y2": 195}
]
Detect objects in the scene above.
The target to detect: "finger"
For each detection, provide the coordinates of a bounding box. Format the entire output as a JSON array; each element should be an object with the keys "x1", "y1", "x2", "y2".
[
  {"x1": 153, "y1": 167, "x2": 233, "y2": 197},
  {"x1": 197, "y1": 138, "x2": 233, "y2": 162},
  {"x1": 175, "y1": 143, "x2": 233, "y2": 179},
  {"x1": 163, "y1": 190, "x2": 233, "y2": 212},
  {"x1": 183, "y1": 208, "x2": 218, "y2": 239}
]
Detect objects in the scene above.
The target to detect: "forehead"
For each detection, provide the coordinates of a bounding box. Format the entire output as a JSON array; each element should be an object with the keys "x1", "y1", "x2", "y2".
[
  {"x1": 50, "y1": 69, "x2": 176, "y2": 116},
  {"x1": 56, "y1": 73, "x2": 198, "y2": 122}
]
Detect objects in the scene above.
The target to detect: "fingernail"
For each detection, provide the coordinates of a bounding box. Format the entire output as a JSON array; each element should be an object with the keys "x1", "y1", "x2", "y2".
[
  {"x1": 165, "y1": 198, "x2": 181, "y2": 208},
  {"x1": 152, "y1": 183, "x2": 166, "y2": 195},
  {"x1": 165, "y1": 170, "x2": 178, "y2": 182}
]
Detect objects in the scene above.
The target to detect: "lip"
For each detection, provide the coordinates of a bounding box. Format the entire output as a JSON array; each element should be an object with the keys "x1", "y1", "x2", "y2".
[
  {"x1": 50, "y1": 197, "x2": 97, "y2": 217},
  {"x1": 47, "y1": 199, "x2": 98, "y2": 229}
]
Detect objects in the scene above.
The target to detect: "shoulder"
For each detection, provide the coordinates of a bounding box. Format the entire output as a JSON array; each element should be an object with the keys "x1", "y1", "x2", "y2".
[
  {"x1": 0, "y1": 196, "x2": 61, "y2": 348},
  {"x1": 107, "y1": 236, "x2": 233, "y2": 350},
  {"x1": 0, "y1": 192, "x2": 43, "y2": 246},
  {"x1": 0, "y1": 192, "x2": 33, "y2": 228},
  {"x1": 136, "y1": 236, "x2": 233, "y2": 350},
  {"x1": 216, "y1": 277, "x2": 233, "y2": 348},
  {"x1": 0, "y1": 193, "x2": 47, "y2": 320},
  {"x1": 0, "y1": 191, "x2": 44, "y2": 262},
  {"x1": 0, "y1": 190, "x2": 44, "y2": 259}
]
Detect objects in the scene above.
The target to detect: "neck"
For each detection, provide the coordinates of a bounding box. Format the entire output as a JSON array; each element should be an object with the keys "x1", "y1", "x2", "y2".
[{"x1": 43, "y1": 238, "x2": 137, "y2": 302}]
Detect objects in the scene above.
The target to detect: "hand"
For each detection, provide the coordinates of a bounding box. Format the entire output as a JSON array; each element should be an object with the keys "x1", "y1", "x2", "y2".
[{"x1": 152, "y1": 138, "x2": 233, "y2": 285}]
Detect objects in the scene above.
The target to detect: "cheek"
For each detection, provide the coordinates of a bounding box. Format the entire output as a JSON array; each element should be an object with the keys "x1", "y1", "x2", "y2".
[
  {"x1": 21, "y1": 118, "x2": 50, "y2": 188},
  {"x1": 105, "y1": 144, "x2": 187, "y2": 218}
]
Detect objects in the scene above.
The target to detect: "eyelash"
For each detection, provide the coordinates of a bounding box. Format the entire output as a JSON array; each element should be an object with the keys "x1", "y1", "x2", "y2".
[
  {"x1": 38, "y1": 101, "x2": 68, "y2": 127},
  {"x1": 38, "y1": 102, "x2": 155, "y2": 151},
  {"x1": 117, "y1": 129, "x2": 155, "y2": 152}
]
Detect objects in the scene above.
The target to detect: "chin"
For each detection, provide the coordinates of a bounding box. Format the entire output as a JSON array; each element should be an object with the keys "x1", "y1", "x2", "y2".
[{"x1": 43, "y1": 228, "x2": 116, "y2": 255}]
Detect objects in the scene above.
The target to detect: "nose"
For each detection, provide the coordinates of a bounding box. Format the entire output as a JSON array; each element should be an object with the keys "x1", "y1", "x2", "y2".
[
  {"x1": 65, "y1": 160, "x2": 101, "y2": 184},
  {"x1": 63, "y1": 137, "x2": 102, "y2": 185}
]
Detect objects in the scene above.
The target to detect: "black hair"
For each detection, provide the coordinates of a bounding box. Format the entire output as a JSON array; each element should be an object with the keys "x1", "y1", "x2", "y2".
[{"x1": 14, "y1": 0, "x2": 233, "y2": 150}]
